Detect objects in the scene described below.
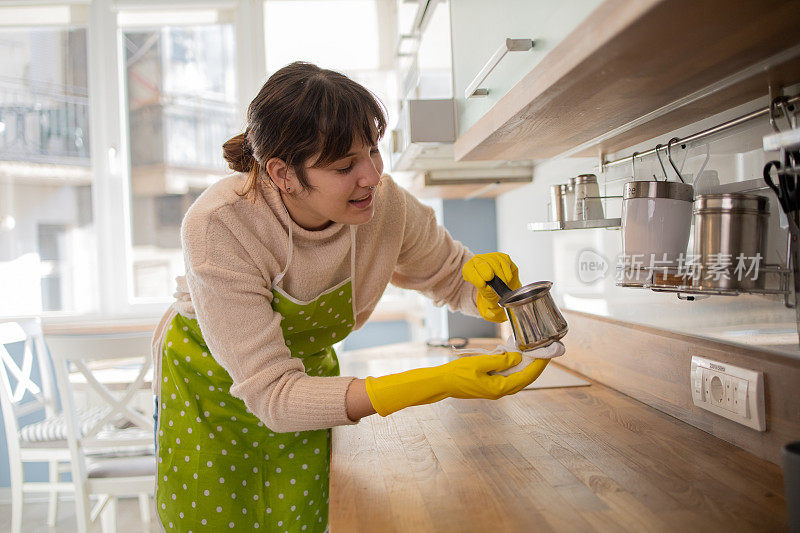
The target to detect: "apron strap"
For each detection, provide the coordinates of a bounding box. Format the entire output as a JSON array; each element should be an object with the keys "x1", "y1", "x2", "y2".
[
  {"x1": 349, "y1": 225, "x2": 357, "y2": 320},
  {"x1": 272, "y1": 208, "x2": 357, "y2": 314},
  {"x1": 272, "y1": 201, "x2": 293, "y2": 287}
]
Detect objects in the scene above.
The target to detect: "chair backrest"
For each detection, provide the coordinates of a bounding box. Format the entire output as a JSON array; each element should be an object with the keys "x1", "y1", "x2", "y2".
[
  {"x1": 47, "y1": 331, "x2": 154, "y2": 450},
  {"x1": 0, "y1": 319, "x2": 59, "y2": 446}
]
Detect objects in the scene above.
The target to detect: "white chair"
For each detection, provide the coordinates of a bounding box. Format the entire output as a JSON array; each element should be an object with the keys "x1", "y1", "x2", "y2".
[
  {"x1": 0, "y1": 318, "x2": 72, "y2": 533},
  {"x1": 47, "y1": 331, "x2": 156, "y2": 533}
]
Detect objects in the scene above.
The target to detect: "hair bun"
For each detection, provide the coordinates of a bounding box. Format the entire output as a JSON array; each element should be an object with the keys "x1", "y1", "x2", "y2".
[{"x1": 222, "y1": 131, "x2": 256, "y2": 173}]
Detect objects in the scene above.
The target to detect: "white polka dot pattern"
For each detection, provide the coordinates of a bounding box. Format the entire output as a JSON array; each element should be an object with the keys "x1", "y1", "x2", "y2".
[{"x1": 155, "y1": 282, "x2": 351, "y2": 531}]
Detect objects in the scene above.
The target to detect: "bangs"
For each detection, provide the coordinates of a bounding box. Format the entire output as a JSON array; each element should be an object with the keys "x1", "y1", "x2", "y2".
[
  {"x1": 240, "y1": 61, "x2": 388, "y2": 194},
  {"x1": 304, "y1": 77, "x2": 387, "y2": 169}
]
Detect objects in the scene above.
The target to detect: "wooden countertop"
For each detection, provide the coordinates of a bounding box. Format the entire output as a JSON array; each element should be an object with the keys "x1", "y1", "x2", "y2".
[{"x1": 331, "y1": 342, "x2": 787, "y2": 531}]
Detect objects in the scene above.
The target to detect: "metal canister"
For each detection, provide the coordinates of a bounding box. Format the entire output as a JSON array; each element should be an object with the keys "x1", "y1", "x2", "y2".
[
  {"x1": 549, "y1": 184, "x2": 565, "y2": 222},
  {"x1": 692, "y1": 193, "x2": 770, "y2": 291},
  {"x1": 560, "y1": 178, "x2": 576, "y2": 221},
  {"x1": 574, "y1": 174, "x2": 604, "y2": 221},
  {"x1": 620, "y1": 180, "x2": 694, "y2": 287}
]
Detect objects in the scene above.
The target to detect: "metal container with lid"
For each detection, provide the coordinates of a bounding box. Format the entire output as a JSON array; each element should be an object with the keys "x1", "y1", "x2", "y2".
[
  {"x1": 486, "y1": 278, "x2": 568, "y2": 351},
  {"x1": 620, "y1": 180, "x2": 694, "y2": 287},
  {"x1": 574, "y1": 174, "x2": 604, "y2": 220},
  {"x1": 692, "y1": 193, "x2": 770, "y2": 292},
  {"x1": 549, "y1": 184, "x2": 565, "y2": 222}
]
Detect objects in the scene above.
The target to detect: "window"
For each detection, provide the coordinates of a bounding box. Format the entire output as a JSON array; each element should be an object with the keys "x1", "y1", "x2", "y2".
[
  {"x1": 0, "y1": 0, "x2": 409, "y2": 320},
  {"x1": 264, "y1": 0, "x2": 380, "y2": 72},
  {"x1": 263, "y1": 0, "x2": 400, "y2": 179},
  {"x1": 123, "y1": 22, "x2": 237, "y2": 299},
  {"x1": 0, "y1": 20, "x2": 96, "y2": 316}
]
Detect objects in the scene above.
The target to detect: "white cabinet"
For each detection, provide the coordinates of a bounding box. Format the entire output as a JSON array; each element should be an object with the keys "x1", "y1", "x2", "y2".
[
  {"x1": 450, "y1": 0, "x2": 602, "y2": 137},
  {"x1": 415, "y1": 0, "x2": 452, "y2": 99},
  {"x1": 452, "y1": 0, "x2": 800, "y2": 162},
  {"x1": 389, "y1": 0, "x2": 534, "y2": 197},
  {"x1": 395, "y1": 0, "x2": 453, "y2": 100}
]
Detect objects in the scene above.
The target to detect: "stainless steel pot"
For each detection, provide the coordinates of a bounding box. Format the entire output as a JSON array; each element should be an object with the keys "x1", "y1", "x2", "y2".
[
  {"x1": 692, "y1": 193, "x2": 769, "y2": 291},
  {"x1": 487, "y1": 278, "x2": 568, "y2": 351}
]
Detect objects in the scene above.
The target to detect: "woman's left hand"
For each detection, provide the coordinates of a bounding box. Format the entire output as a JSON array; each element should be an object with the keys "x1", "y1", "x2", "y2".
[{"x1": 462, "y1": 252, "x2": 521, "y2": 323}]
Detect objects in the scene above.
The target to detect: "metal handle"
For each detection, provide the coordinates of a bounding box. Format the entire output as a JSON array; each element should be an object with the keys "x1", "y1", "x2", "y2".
[
  {"x1": 486, "y1": 276, "x2": 512, "y2": 299},
  {"x1": 465, "y1": 38, "x2": 534, "y2": 99}
]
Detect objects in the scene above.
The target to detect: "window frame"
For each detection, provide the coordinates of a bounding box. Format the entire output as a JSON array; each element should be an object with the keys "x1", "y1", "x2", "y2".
[{"x1": 85, "y1": 0, "x2": 265, "y2": 319}]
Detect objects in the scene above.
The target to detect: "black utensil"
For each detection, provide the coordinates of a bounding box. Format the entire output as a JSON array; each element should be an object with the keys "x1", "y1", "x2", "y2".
[
  {"x1": 486, "y1": 276, "x2": 512, "y2": 300},
  {"x1": 764, "y1": 160, "x2": 796, "y2": 214},
  {"x1": 425, "y1": 337, "x2": 469, "y2": 349}
]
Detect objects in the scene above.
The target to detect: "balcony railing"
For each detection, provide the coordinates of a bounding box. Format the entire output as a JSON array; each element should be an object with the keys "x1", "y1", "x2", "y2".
[
  {"x1": 129, "y1": 93, "x2": 237, "y2": 171},
  {"x1": 0, "y1": 76, "x2": 238, "y2": 172},
  {"x1": 0, "y1": 76, "x2": 90, "y2": 166}
]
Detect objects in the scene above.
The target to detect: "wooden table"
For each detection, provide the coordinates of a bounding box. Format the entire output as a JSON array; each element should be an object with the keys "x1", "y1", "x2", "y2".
[{"x1": 331, "y1": 342, "x2": 787, "y2": 532}]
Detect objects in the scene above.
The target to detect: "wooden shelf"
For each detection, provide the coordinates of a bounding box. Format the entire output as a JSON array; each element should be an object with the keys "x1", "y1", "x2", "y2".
[{"x1": 454, "y1": 0, "x2": 800, "y2": 162}]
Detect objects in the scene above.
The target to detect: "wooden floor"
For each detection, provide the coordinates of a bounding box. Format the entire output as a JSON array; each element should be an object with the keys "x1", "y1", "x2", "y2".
[{"x1": 0, "y1": 497, "x2": 160, "y2": 533}]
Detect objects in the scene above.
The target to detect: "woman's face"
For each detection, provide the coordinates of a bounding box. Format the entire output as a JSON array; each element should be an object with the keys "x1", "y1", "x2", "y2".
[{"x1": 278, "y1": 138, "x2": 384, "y2": 230}]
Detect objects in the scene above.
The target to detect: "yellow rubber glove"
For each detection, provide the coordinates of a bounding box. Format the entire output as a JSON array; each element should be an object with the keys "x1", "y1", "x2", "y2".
[
  {"x1": 462, "y1": 252, "x2": 521, "y2": 323},
  {"x1": 365, "y1": 352, "x2": 549, "y2": 417}
]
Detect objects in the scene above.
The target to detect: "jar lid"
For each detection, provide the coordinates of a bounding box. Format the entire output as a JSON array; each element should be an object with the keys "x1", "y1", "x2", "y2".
[
  {"x1": 693, "y1": 193, "x2": 770, "y2": 214},
  {"x1": 575, "y1": 174, "x2": 598, "y2": 184},
  {"x1": 623, "y1": 180, "x2": 694, "y2": 201}
]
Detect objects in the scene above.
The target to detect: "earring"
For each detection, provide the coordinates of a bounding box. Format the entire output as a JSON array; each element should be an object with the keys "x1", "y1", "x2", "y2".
[
  {"x1": 286, "y1": 186, "x2": 291, "y2": 192},
  {"x1": 368, "y1": 185, "x2": 376, "y2": 190}
]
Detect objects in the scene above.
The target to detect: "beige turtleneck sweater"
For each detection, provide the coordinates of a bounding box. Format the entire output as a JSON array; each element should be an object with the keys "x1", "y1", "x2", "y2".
[{"x1": 153, "y1": 173, "x2": 480, "y2": 433}]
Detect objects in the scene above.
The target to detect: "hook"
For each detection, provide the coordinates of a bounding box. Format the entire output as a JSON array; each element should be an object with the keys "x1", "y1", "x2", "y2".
[
  {"x1": 654, "y1": 143, "x2": 668, "y2": 181},
  {"x1": 667, "y1": 137, "x2": 686, "y2": 183},
  {"x1": 631, "y1": 151, "x2": 639, "y2": 178},
  {"x1": 770, "y1": 96, "x2": 793, "y2": 133}
]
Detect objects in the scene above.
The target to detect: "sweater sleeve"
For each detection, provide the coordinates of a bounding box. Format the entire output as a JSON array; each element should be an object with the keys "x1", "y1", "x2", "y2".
[
  {"x1": 388, "y1": 181, "x2": 480, "y2": 317},
  {"x1": 182, "y1": 207, "x2": 357, "y2": 433}
]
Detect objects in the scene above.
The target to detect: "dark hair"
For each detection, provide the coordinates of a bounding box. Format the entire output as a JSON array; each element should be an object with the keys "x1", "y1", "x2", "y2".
[{"x1": 222, "y1": 62, "x2": 387, "y2": 198}]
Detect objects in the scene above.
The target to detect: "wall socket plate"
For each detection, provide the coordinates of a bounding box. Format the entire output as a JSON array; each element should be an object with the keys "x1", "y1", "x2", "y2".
[{"x1": 690, "y1": 356, "x2": 766, "y2": 431}]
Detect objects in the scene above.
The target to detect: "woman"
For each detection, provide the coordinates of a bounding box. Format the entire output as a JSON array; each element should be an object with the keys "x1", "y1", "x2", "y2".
[{"x1": 152, "y1": 61, "x2": 554, "y2": 532}]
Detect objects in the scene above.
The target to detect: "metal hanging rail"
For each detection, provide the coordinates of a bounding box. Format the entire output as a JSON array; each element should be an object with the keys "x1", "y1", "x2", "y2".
[{"x1": 601, "y1": 94, "x2": 800, "y2": 170}]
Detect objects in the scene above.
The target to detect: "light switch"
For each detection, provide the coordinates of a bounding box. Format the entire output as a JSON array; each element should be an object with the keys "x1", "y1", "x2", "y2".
[
  {"x1": 723, "y1": 376, "x2": 734, "y2": 411},
  {"x1": 733, "y1": 378, "x2": 748, "y2": 417},
  {"x1": 693, "y1": 368, "x2": 705, "y2": 402}
]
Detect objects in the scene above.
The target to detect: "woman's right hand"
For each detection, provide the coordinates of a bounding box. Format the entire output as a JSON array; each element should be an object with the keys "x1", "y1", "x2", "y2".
[
  {"x1": 364, "y1": 351, "x2": 548, "y2": 417},
  {"x1": 462, "y1": 253, "x2": 521, "y2": 323}
]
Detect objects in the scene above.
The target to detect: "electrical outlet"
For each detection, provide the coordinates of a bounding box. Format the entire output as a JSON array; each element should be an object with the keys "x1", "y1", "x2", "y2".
[{"x1": 690, "y1": 356, "x2": 765, "y2": 431}]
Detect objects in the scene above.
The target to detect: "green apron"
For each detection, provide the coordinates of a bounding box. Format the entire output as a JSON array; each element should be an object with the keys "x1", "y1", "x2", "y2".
[{"x1": 156, "y1": 226, "x2": 358, "y2": 532}]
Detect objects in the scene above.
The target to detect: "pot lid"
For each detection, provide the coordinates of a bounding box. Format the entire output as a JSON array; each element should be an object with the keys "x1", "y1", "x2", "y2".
[
  {"x1": 693, "y1": 193, "x2": 770, "y2": 214},
  {"x1": 575, "y1": 174, "x2": 598, "y2": 184},
  {"x1": 623, "y1": 180, "x2": 694, "y2": 201}
]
